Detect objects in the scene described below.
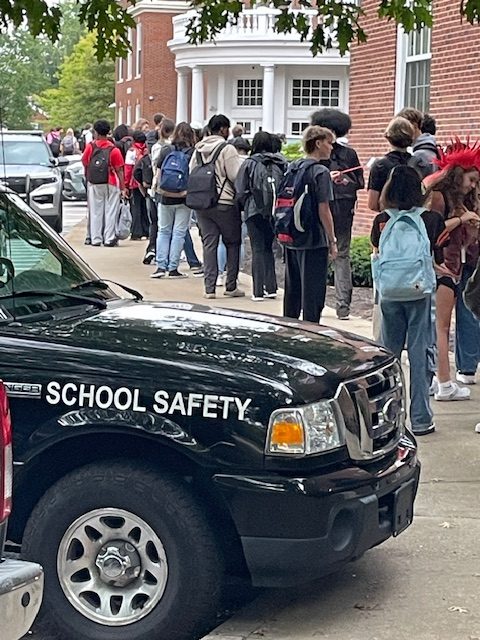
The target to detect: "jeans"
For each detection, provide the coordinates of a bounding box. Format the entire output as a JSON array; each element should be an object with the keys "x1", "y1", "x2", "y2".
[
  {"x1": 455, "y1": 263, "x2": 480, "y2": 373},
  {"x1": 245, "y1": 215, "x2": 277, "y2": 297},
  {"x1": 217, "y1": 224, "x2": 247, "y2": 273},
  {"x1": 196, "y1": 205, "x2": 242, "y2": 294},
  {"x1": 184, "y1": 227, "x2": 202, "y2": 268},
  {"x1": 380, "y1": 296, "x2": 433, "y2": 431},
  {"x1": 332, "y1": 199, "x2": 355, "y2": 318},
  {"x1": 156, "y1": 202, "x2": 191, "y2": 271},
  {"x1": 284, "y1": 247, "x2": 329, "y2": 323}
]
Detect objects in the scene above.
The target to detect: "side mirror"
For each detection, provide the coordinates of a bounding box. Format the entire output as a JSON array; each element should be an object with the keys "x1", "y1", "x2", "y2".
[
  {"x1": 0, "y1": 257, "x2": 15, "y2": 284},
  {"x1": 57, "y1": 157, "x2": 70, "y2": 167}
]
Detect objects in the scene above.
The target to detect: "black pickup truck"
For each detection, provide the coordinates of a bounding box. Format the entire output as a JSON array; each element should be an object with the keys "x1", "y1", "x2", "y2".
[
  {"x1": 0, "y1": 186, "x2": 420, "y2": 640},
  {"x1": 0, "y1": 379, "x2": 43, "y2": 640}
]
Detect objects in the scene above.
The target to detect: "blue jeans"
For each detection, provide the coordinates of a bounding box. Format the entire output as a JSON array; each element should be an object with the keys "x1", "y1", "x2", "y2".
[
  {"x1": 156, "y1": 203, "x2": 191, "y2": 271},
  {"x1": 217, "y1": 224, "x2": 247, "y2": 273},
  {"x1": 380, "y1": 296, "x2": 433, "y2": 431},
  {"x1": 455, "y1": 264, "x2": 480, "y2": 373},
  {"x1": 184, "y1": 227, "x2": 202, "y2": 268}
]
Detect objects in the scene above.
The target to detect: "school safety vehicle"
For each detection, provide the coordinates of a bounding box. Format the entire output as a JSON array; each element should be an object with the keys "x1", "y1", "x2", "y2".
[{"x1": 0, "y1": 185, "x2": 420, "y2": 640}]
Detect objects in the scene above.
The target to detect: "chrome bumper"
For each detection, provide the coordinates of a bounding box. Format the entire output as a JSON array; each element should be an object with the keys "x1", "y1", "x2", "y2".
[{"x1": 0, "y1": 559, "x2": 43, "y2": 640}]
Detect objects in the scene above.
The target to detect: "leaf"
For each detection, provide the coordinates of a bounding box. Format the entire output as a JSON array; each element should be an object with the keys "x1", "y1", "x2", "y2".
[
  {"x1": 448, "y1": 606, "x2": 469, "y2": 613},
  {"x1": 439, "y1": 521, "x2": 453, "y2": 528}
]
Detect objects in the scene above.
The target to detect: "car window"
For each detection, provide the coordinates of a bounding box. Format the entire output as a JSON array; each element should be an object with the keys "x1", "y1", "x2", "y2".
[
  {"x1": 0, "y1": 140, "x2": 51, "y2": 166},
  {"x1": 0, "y1": 191, "x2": 117, "y2": 315}
]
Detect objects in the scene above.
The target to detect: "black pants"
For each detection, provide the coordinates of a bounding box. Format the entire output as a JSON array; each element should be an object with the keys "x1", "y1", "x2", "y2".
[
  {"x1": 284, "y1": 247, "x2": 329, "y2": 323},
  {"x1": 130, "y1": 189, "x2": 150, "y2": 240},
  {"x1": 145, "y1": 196, "x2": 158, "y2": 254},
  {"x1": 196, "y1": 205, "x2": 242, "y2": 294},
  {"x1": 246, "y1": 215, "x2": 277, "y2": 298},
  {"x1": 331, "y1": 199, "x2": 355, "y2": 318}
]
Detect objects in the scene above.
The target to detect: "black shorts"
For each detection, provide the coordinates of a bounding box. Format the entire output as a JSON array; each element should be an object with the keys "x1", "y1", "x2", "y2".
[{"x1": 437, "y1": 276, "x2": 459, "y2": 297}]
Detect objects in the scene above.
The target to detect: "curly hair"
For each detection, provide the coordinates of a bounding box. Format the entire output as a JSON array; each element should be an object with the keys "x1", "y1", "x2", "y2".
[{"x1": 426, "y1": 165, "x2": 479, "y2": 210}]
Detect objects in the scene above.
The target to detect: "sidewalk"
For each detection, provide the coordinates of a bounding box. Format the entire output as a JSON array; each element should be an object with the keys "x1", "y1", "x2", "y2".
[
  {"x1": 67, "y1": 221, "x2": 373, "y2": 339},
  {"x1": 66, "y1": 220, "x2": 480, "y2": 640}
]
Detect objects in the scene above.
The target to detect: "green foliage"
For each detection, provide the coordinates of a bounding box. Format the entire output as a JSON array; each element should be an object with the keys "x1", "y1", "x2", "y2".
[
  {"x1": 282, "y1": 142, "x2": 303, "y2": 161},
  {"x1": 38, "y1": 32, "x2": 115, "y2": 130},
  {"x1": 186, "y1": 0, "x2": 480, "y2": 56},
  {"x1": 328, "y1": 236, "x2": 373, "y2": 288}
]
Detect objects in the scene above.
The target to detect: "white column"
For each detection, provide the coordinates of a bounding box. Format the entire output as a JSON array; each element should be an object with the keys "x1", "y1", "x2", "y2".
[
  {"x1": 217, "y1": 70, "x2": 226, "y2": 115},
  {"x1": 176, "y1": 68, "x2": 189, "y2": 123},
  {"x1": 262, "y1": 64, "x2": 275, "y2": 132},
  {"x1": 191, "y1": 65, "x2": 205, "y2": 124}
]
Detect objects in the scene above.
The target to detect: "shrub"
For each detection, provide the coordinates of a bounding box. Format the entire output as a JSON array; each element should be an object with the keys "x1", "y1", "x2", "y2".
[
  {"x1": 328, "y1": 236, "x2": 373, "y2": 288},
  {"x1": 282, "y1": 142, "x2": 303, "y2": 161}
]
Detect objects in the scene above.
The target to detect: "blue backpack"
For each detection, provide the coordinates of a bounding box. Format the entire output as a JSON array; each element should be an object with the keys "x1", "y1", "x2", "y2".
[
  {"x1": 274, "y1": 158, "x2": 320, "y2": 247},
  {"x1": 159, "y1": 148, "x2": 190, "y2": 195},
  {"x1": 373, "y1": 207, "x2": 436, "y2": 301}
]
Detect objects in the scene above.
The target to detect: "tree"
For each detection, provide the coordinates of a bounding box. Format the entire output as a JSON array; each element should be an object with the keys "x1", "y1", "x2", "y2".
[{"x1": 38, "y1": 32, "x2": 115, "y2": 129}]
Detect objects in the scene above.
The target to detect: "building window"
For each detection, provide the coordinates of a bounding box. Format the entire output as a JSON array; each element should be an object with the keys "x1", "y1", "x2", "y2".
[
  {"x1": 237, "y1": 79, "x2": 263, "y2": 107},
  {"x1": 135, "y1": 23, "x2": 142, "y2": 78},
  {"x1": 291, "y1": 79, "x2": 340, "y2": 108},
  {"x1": 135, "y1": 103, "x2": 141, "y2": 122},
  {"x1": 117, "y1": 59, "x2": 124, "y2": 83},
  {"x1": 117, "y1": 106, "x2": 124, "y2": 125},
  {"x1": 290, "y1": 121, "x2": 309, "y2": 136},
  {"x1": 126, "y1": 104, "x2": 132, "y2": 126},
  {"x1": 126, "y1": 28, "x2": 133, "y2": 80},
  {"x1": 404, "y1": 27, "x2": 431, "y2": 112},
  {"x1": 235, "y1": 121, "x2": 252, "y2": 135}
]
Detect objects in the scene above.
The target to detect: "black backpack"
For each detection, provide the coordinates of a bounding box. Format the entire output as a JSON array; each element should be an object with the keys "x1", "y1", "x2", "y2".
[
  {"x1": 274, "y1": 159, "x2": 320, "y2": 247},
  {"x1": 186, "y1": 142, "x2": 227, "y2": 211},
  {"x1": 87, "y1": 143, "x2": 113, "y2": 185},
  {"x1": 249, "y1": 155, "x2": 286, "y2": 217},
  {"x1": 49, "y1": 138, "x2": 61, "y2": 158}
]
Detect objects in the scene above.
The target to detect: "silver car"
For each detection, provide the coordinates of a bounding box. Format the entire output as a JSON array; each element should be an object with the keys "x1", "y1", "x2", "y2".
[{"x1": 0, "y1": 131, "x2": 67, "y2": 233}]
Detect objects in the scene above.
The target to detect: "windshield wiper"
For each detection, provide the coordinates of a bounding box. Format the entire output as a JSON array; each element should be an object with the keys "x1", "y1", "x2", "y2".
[
  {"x1": 70, "y1": 279, "x2": 143, "y2": 301},
  {"x1": 0, "y1": 289, "x2": 107, "y2": 309}
]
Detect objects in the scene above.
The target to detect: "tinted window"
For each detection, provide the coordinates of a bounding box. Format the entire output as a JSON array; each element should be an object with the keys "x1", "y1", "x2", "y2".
[{"x1": 0, "y1": 140, "x2": 51, "y2": 165}]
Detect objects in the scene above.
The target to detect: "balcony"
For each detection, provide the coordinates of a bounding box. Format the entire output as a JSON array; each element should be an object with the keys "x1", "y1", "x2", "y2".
[{"x1": 169, "y1": 6, "x2": 349, "y2": 68}]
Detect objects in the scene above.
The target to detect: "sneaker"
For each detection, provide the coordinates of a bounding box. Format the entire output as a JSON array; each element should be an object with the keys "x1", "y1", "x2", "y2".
[
  {"x1": 150, "y1": 268, "x2": 166, "y2": 279},
  {"x1": 338, "y1": 315, "x2": 350, "y2": 321},
  {"x1": 264, "y1": 292, "x2": 277, "y2": 299},
  {"x1": 413, "y1": 423, "x2": 436, "y2": 436},
  {"x1": 434, "y1": 382, "x2": 471, "y2": 401},
  {"x1": 84, "y1": 238, "x2": 92, "y2": 245},
  {"x1": 475, "y1": 423, "x2": 480, "y2": 434},
  {"x1": 104, "y1": 240, "x2": 118, "y2": 247},
  {"x1": 143, "y1": 250, "x2": 156, "y2": 265},
  {"x1": 224, "y1": 288, "x2": 245, "y2": 298},
  {"x1": 189, "y1": 263, "x2": 203, "y2": 271},
  {"x1": 168, "y1": 269, "x2": 188, "y2": 279},
  {"x1": 456, "y1": 371, "x2": 477, "y2": 385},
  {"x1": 251, "y1": 296, "x2": 264, "y2": 302},
  {"x1": 204, "y1": 292, "x2": 216, "y2": 299},
  {"x1": 216, "y1": 273, "x2": 225, "y2": 287},
  {"x1": 192, "y1": 268, "x2": 204, "y2": 277},
  {"x1": 429, "y1": 376, "x2": 439, "y2": 397}
]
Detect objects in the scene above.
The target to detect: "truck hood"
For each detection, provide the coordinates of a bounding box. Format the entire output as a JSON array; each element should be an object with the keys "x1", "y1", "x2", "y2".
[
  {"x1": 25, "y1": 300, "x2": 392, "y2": 403},
  {"x1": 2, "y1": 164, "x2": 55, "y2": 177}
]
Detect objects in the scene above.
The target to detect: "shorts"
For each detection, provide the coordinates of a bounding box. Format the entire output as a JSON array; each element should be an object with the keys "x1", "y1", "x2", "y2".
[{"x1": 437, "y1": 276, "x2": 459, "y2": 297}]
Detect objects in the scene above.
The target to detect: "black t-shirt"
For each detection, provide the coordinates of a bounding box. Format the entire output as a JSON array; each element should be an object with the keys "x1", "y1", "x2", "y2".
[
  {"x1": 371, "y1": 209, "x2": 447, "y2": 265},
  {"x1": 367, "y1": 151, "x2": 412, "y2": 193},
  {"x1": 157, "y1": 144, "x2": 193, "y2": 205},
  {"x1": 329, "y1": 142, "x2": 364, "y2": 200}
]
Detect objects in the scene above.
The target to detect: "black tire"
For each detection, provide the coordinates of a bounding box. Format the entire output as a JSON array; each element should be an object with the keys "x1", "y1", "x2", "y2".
[{"x1": 22, "y1": 461, "x2": 223, "y2": 640}]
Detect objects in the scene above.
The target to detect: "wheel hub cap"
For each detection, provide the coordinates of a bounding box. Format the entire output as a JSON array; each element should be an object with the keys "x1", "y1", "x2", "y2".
[{"x1": 95, "y1": 541, "x2": 141, "y2": 586}]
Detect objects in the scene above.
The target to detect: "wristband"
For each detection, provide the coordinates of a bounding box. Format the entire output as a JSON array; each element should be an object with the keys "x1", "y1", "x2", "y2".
[{"x1": 329, "y1": 237, "x2": 337, "y2": 245}]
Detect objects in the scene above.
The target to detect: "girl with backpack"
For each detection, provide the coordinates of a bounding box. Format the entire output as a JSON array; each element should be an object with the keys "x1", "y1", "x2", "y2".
[
  {"x1": 371, "y1": 166, "x2": 447, "y2": 436},
  {"x1": 235, "y1": 131, "x2": 288, "y2": 300},
  {"x1": 125, "y1": 130, "x2": 150, "y2": 241},
  {"x1": 425, "y1": 143, "x2": 480, "y2": 401},
  {"x1": 60, "y1": 128, "x2": 79, "y2": 156},
  {"x1": 150, "y1": 122, "x2": 195, "y2": 279}
]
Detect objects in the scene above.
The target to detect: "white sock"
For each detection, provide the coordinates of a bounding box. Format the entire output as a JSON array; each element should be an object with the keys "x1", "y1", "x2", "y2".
[{"x1": 439, "y1": 381, "x2": 453, "y2": 391}]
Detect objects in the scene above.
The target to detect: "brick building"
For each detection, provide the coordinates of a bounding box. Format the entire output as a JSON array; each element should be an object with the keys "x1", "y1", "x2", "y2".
[{"x1": 115, "y1": 0, "x2": 480, "y2": 233}]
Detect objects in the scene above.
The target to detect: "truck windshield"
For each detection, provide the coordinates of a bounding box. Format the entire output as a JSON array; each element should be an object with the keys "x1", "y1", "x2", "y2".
[
  {"x1": 0, "y1": 191, "x2": 118, "y2": 318},
  {"x1": 0, "y1": 140, "x2": 51, "y2": 166}
]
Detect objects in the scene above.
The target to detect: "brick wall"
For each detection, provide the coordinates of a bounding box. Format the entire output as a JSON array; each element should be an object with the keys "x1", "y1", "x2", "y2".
[
  {"x1": 348, "y1": 0, "x2": 398, "y2": 236},
  {"x1": 430, "y1": 0, "x2": 480, "y2": 141},
  {"x1": 115, "y1": 12, "x2": 178, "y2": 127}
]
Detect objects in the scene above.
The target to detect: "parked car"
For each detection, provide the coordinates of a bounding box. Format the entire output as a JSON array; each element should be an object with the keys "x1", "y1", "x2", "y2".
[
  {"x1": 62, "y1": 160, "x2": 86, "y2": 201},
  {"x1": 0, "y1": 379, "x2": 43, "y2": 640},
  {"x1": 0, "y1": 130, "x2": 67, "y2": 232},
  {"x1": 0, "y1": 184, "x2": 420, "y2": 640}
]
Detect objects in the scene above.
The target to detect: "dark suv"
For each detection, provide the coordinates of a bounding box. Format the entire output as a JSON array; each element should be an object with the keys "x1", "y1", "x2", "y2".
[{"x1": 0, "y1": 131, "x2": 66, "y2": 232}]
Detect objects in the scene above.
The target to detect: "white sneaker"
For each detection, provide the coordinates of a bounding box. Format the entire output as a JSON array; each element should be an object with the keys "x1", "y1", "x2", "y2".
[
  {"x1": 434, "y1": 382, "x2": 471, "y2": 401},
  {"x1": 456, "y1": 372, "x2": 477, "y2": 385},
  {"x1": 475, "y1": 423, "x2": 480, "y2": 434},
  {"x1": 429, "y1": 376, "x2": 439, "y2": 397},
  {"x1": 251, "y1": 296, "x2": 264, "y2": 302},
  {"x1": 216, "y1": 273, "x2": 225, "y2": 287}
]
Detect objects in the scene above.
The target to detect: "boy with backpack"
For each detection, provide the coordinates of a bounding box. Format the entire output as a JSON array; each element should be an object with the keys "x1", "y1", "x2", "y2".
[
  {"x1": 274, "y1": 125, "x2": 337, "y2": 323},
  {"x1": 371, "y1": 165, "x2": 448, "y2": 436},
  {"x1": 82, "y1": 119, "x2": 126, "y2": 247},
  {"x1": 235, "y1": 131, "x2": 287, "y2": 300},
  {"x1": 187, "y1": 114, "x2": 243, "y2": 298}
]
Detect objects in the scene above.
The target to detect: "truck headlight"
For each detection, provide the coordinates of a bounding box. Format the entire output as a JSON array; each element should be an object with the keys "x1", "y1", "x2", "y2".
[{"x1": 266, "y1": 400, "x2": 344, "y2": 456}]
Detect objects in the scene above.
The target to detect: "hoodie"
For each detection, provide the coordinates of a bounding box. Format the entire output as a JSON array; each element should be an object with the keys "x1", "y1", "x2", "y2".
[
  {"x1": 189, "y1": 135, "x2": 243, "y2": 206},
  {"x1": 412, "y1": 133, "x2": 439, "y2": 177}
]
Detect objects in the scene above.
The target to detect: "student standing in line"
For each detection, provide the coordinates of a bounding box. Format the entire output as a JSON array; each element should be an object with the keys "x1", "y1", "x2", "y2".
[{"x1": 125, "y1": 130, "x2": 150, "y2": 241}]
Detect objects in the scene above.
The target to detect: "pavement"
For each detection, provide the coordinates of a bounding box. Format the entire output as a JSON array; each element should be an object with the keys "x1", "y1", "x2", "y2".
[{"x1": 65, "y1": 212, "x2": 480, "y2": 640}]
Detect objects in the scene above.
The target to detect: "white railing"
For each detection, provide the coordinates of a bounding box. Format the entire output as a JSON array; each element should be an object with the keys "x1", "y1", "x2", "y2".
[{"x1": 172, "y1": 7, "x2": 320, "y2": 44}]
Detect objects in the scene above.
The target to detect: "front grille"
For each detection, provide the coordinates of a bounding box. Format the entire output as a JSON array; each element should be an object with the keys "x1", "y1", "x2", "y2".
[
  {"x1": 6, "y1": 177, "x2": 26, "y2": 195},
  {"x1": 5, "y1": 176, "x2": 55, "y2": 195},
  {"x1": 337, "y1": 361, "x2": 405, "y2": 461}
]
